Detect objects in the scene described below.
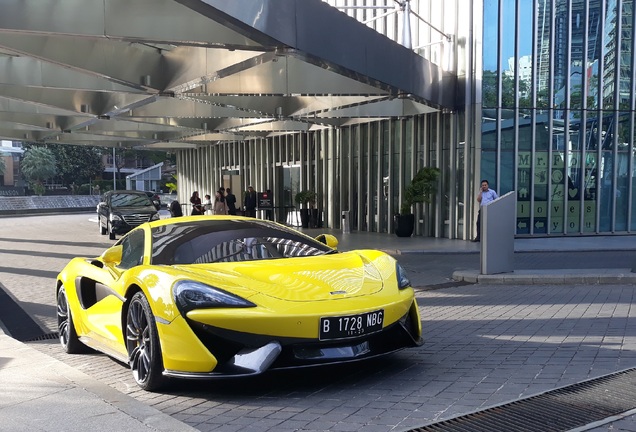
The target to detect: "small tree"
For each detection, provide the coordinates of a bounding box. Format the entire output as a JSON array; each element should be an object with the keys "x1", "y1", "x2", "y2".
[
  {"x1": 0, "y1": 152, "x2": 6, "y2": 176},
  {"x1": 21, "y1": 146, "x2": 58, "y2": 195},
  {"x1": 294, "y1": 190, "x2": 317, "y2": 209},
  {"x1": 400, "y1": 167, "x2": 440, "y2": 215},
  {"x1": 164, "y1": 174, "x2": 178, "y2": 193}
]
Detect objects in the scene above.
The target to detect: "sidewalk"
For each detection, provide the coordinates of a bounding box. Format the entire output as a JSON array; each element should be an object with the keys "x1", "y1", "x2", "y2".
[{"x1": 0, "y1": 331, "x2": 197, "y2": 432}]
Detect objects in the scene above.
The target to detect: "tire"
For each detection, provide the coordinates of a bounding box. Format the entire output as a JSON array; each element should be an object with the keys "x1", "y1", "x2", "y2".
[
  {"x1": 108, "y1": 222, "x2": 116, "y2": 240},
  {"x1": 99, "y1": 216, "x2": 107, "y2": 235},
  {"x1": 125, "y1": 291, "x2": 166, "y2": 391},
  {"x1": 56, "y1": 286, "x2": 88, "y2": 354}
]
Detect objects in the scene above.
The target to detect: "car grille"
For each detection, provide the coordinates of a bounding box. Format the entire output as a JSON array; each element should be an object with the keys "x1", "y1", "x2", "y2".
[{"x1": 122, "y1": 214, "x2": 152, "y2": 226}]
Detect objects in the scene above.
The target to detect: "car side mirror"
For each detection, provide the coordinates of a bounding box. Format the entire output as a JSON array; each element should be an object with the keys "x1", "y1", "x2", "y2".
[
  {"x1": 101, "y1": 245, "x2": 123, "y2": 265},
  {"x1": 315, "y1": 234, "x2": 338, "y2": 249}
]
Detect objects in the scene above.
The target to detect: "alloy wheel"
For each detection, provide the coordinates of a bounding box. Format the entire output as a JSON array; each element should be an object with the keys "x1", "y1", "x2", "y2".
[
  {"x1": 57, "y1": 289, "x2": 71, "y2": 348},
  {"x1": 125, "y1": 292, "x2": 164, "y2": 390}
]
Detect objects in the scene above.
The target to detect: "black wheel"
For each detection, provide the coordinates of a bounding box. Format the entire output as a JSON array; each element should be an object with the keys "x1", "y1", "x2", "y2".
[
  {"x1": 56, "y1": 286, "x2": 87, "y2": 354},
  {"x1": 99, "y1": 216, "x2": 107, "y2": 235},
  {"x1": 125, "y1": 291, "x2": 165, "y2": 391},
  {"x1": 108, "y1": 222, "x2": 116, "y2": 240}
]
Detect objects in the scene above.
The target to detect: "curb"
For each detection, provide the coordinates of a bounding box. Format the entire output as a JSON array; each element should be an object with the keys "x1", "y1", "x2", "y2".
[{"x1": 452, "y1": 269, "x2": 636, "y2": 285}]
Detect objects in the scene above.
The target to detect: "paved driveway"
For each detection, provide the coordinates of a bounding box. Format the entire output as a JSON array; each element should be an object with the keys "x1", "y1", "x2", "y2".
[{"x1": 1, "y1": 214, "x2": 636, "y2": 431}]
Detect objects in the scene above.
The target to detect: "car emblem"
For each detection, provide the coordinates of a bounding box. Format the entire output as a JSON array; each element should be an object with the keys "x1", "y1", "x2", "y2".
[{"x1": 330, "y1": 290, "x2": 347, "y2": 295}]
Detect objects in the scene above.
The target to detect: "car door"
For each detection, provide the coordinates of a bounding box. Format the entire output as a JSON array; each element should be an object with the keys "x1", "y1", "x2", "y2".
[
  {"x1": 77, "y1": 229, "x2": 146, "y2": 356},
  {"x1": 97, "y1": 192, "x2": 110, "y2": 230}
]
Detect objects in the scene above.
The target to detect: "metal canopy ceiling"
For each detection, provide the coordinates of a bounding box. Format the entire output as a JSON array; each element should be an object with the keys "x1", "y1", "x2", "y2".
[{"x1": 0, "y1": 0, "x2": 454, "y2": 150}]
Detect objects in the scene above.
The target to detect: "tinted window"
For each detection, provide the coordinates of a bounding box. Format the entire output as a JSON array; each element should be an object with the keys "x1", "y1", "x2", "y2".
[
  {"x1": 118, "y1": 229, "x2": 145, "y2": 269},
  {"x1": 150, "y1": 220, "x2": 333, "y2": 265},
  {"x1": 110, "y1": 193, "x2": 153, "y2": 207}
]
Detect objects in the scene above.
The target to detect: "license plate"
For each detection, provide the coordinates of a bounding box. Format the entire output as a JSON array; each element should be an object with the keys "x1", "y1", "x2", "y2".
[{"x1": 319, "y1": 310, "x2": 384, "y2": 341}]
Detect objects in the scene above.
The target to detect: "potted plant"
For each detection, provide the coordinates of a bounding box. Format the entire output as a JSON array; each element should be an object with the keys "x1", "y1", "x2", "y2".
[
  {"x1": 395, "y1": 167, "x2": 440, "y2": 237},
  {"x1": 295, "y1": 190, "x2": 317, "y2": 228}
]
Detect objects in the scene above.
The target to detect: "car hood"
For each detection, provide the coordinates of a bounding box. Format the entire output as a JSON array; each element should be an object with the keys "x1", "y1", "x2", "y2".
[
  {"x1": 112, "y1": 205, "x2": 157, "y2": 213},
  {"x1": 172, "y1": 252, "x2": 389, "y2": 302}
]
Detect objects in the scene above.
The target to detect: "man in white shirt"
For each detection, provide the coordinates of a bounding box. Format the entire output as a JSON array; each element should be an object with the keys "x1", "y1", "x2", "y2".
[{"x1": 473, "y1": 179, "x2": 499, "y2": 242}]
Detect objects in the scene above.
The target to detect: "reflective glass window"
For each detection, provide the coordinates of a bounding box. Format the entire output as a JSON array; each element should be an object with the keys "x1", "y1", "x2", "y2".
[
  {"x1": 616, "y1": 112, "x2": 631, "y2": 230},
  {"x1": 483, "y1": 0, "x2": 499, "y2": 108},
  {"x1": 501, "y1": 0, "x2": 516, "y2": 109},
  {"x1": 603, "y1": 0, "x2": 619, "y2": 110}
]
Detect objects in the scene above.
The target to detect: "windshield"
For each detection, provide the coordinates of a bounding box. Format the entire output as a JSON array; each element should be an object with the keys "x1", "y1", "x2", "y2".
[
  {"x1": 150, "y1": 219, "x2": 334, "y2": 265},
  {"x1": 111, "y1": 193, "x2": 153, "y2": 208}
]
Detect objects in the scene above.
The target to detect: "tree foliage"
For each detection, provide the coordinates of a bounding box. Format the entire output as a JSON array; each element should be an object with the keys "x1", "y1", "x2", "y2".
[
  {"x1": 48, "y1": 144, "x2": 104, "y2": 187},
  {"x1": 21, "y1": 146, "x2": 57, "y2": 185},
  {"x1": 0, "y1": 152, "x2": 6, "y2": 176},
  {"x1": 400, "y1": 167, "x2": 440, "y2": 215}
]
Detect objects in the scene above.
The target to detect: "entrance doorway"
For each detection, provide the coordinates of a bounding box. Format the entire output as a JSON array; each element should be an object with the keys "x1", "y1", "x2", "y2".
[{"x1": 279, "y1": 165, "x2": 301, "y2": 226}]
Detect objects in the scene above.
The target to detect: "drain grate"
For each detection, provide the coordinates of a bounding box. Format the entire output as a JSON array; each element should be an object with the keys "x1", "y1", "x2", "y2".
[
  {"x1": 409, "y1": 368, "x2": 636, "y2": 432},
  {"x1": 26, "y1": 332, "x2": 60, "y2": 342}
]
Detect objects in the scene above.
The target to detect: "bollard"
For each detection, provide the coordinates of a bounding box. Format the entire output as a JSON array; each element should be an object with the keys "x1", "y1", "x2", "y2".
[{"x1": 342, "y1": 210, "x2": 351, "y2": 233}]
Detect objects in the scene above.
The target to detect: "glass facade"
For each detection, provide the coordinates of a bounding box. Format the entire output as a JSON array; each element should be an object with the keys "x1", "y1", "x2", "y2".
[
  {"x1": 173, "y1": 0, "x2": 636, "y2": 240},
  {"x1": 481, "y1": 0, "x2": 636, "y2": 235}
]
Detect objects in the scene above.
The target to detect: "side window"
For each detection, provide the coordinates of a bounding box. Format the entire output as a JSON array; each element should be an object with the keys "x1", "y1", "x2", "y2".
[{"x1": 118, "y1": 229, "x2": 145, "y2": 270}]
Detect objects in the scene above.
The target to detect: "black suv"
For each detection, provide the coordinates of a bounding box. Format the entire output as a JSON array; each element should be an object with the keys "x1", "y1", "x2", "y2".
[{"x1": 97, "y1": 190, "x2": 160, "y2": 240}]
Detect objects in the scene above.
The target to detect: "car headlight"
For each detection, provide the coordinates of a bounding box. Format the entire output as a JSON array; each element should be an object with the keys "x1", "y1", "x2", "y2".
[
  {"x1": 396, "y1": 263, "x2": 411, "y2": 289},
  {"x1": 109, "y1": 214, "x2": 122, "y2": 222},
  {"x1": 150, "y1": 213, "x2": 160, "y2": 221},
  {"x1": 173, "y1": 280, "x2": 256, "y2": 313}
]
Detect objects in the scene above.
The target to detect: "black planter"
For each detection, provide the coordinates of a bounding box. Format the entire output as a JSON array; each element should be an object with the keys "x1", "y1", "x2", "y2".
[
  {"x1": 299, "y1": 209, "x2": 310, "y2": 228},
  {"x1": 309, "y1": 209, "x2": 322, "y2": 228},
  {"x1": 394, "y1": 213, "x2": 415, "y2": 237}
]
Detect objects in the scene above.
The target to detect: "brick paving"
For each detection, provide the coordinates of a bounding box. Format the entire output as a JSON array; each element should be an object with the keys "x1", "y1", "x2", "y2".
[{"x1": 2, "y1": 213, "x2": 636, "y2": 431}]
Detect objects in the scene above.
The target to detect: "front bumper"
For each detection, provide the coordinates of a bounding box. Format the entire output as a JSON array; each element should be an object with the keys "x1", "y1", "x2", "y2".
[
  {"x1": 163, "y1": 300, "x2": 422, "y2": 378},
  {"x1": 110, "y1": 220, "x2": 134, "y2": 235},
  {"x1": 110, "y1": 213, "x2": 155, "y2": 234}
]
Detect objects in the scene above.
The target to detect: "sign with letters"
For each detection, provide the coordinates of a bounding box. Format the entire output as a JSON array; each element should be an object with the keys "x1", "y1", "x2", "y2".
[{"x1": 257, "y1": 191, "x2": 273, "y2": 208}]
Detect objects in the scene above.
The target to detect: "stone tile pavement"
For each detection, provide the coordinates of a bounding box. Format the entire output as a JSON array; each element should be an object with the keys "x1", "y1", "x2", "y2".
[{"x1": 1, "y1": 213, "x2": 636, "y2": 431}]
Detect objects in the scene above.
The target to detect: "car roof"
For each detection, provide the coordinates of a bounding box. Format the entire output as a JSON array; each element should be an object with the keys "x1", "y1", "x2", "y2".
[
  {"x1": 147, "y1": 215, "x2": 254, "y2": 228},
  {"x1": 108, "y1": 190, "x2": 148, "y2": 195}
]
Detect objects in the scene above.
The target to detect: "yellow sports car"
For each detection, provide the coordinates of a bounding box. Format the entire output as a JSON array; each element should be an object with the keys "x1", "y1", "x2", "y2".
[{"x1": 56, "y1": 216, "x2": 422, "y2": 391}]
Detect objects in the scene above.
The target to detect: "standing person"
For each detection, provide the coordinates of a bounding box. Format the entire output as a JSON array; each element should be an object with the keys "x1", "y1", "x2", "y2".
[
  {"x1": 203, "y1": 194, "x2": 213, "y2": 215},
  {"x1": 213, "y1": 188, "x2": 228, "y2": 215},
  {"x1": 168, "y1": 200, "x2": 183, "y2": 217},
  {"x1": 473, "y1": 179, "x2": 499, "y2": 242},
  {"x1": 244, "y1": 185, "x2": 257, "y2": 218},
  {"x1": 225, "y1": 188, "x2": 237, "y2": 215},
  {"x1": 190, "y1": 191, "x2": 204, "y2": 215}
]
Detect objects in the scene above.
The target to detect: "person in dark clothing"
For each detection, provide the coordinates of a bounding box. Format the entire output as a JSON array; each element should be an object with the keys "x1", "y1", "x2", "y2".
[
  {"x1": 225, "y1": 188, "x2": 237, "y2": 215},
  {"x1": 244, "y1": 185, "x2": 257, "y2": 218},
  {"x1": 169, "y1": 200, "x2": 183, "y2": 217},
  {"x1": 190, "y1": 191, "x2": 204, "y2": 215}
]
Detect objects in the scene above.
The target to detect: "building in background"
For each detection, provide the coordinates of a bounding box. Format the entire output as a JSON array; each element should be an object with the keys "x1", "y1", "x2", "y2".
[
  {"x1": 1, "y1": 0, "x2": 636, "y2": 238},
  {"x1": 0, "y1": 140, "x2": 24, "y2": 193}
]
